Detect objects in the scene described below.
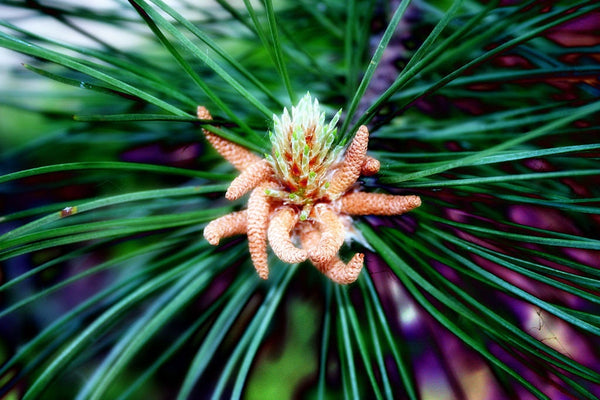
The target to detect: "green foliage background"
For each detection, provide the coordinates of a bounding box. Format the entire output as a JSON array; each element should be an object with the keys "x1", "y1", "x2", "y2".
[{"x1": 1, "y1": 0, "x2": 599, "y2": 399}]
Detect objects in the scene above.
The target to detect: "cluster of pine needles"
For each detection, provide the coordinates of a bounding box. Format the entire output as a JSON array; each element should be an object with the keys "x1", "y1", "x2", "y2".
[{"x1": 0, "y1": 1, "x2": 599, "y2": 399}]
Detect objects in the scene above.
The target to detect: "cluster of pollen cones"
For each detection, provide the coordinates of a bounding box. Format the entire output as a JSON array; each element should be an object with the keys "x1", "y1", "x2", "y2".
[{"x1": 199, "y1": 95, "x2": 421, "y2": 284}]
